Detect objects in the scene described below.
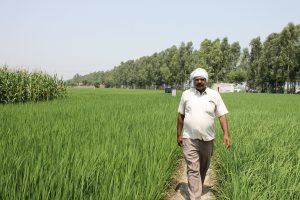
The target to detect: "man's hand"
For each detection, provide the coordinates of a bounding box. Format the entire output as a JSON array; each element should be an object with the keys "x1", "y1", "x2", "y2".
[
  {"x1": 219, "y1": 114, "x2": 231, "y2": 149},
  {"x1": 223, "y1": 134, "x2": 231, "y2": 149},
  {"x1": 177, "y1": 135, "x2": 182, "y2": 147}
]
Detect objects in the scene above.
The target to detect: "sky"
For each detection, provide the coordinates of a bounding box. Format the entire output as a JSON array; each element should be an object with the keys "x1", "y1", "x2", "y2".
[{"x1": 0, "y1": 0, "x2": 299, "y2": 80}]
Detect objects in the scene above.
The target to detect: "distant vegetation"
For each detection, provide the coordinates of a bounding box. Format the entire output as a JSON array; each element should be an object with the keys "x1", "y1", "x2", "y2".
[
  {"x1": 0, "y1": 66, "x2": 66, "y2": 104},
  {"x1": 68, "y1": 22, "x2": 300, "y2": 93}
]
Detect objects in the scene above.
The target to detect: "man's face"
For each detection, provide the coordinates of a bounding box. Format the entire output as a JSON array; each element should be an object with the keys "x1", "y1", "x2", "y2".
[{"x1": 194, "y1": 77, "x2": 207, "y2": 90}]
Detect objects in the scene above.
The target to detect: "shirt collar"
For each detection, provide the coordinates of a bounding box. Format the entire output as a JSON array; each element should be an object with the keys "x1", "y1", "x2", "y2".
[{"x1": 191, "y1": 87, "x2": 207, "y2": 95}]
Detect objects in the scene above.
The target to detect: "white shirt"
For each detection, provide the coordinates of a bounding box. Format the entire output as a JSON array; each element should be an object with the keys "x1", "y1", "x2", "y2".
[{"x1": 178, "y1": 87, "x2": 228, "y2": 141}]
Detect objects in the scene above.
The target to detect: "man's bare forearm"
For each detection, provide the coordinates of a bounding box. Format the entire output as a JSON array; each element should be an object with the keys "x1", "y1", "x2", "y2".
[
  {"x1": 177, "y1": 113, "x2": 184, "y2": 146},
  {"x1": 219, "y1": 114, "x2": 231, "y2": 148},
  {"x1": 219, "y1": 114, "x2": 229, "y2": 135},
  {"x1": 177, "y1": 113, "x2": 184, "y2": 136}
]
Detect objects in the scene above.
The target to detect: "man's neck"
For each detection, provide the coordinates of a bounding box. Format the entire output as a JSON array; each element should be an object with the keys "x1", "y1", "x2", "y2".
[{"x1": 196, "y1": 87, "x2": 206, "y2": 94}]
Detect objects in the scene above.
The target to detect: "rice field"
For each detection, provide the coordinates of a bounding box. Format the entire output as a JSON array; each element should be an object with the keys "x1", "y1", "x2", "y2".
[
  {"x1": 0, "y1": 89, "x2": 299, "y2": 199},
  {"x1": 0, "y1": 89, "x2": 181, "y2": 199},
  {"x1": 215, "y1": 93, "x2": 300, "y2": 199}
]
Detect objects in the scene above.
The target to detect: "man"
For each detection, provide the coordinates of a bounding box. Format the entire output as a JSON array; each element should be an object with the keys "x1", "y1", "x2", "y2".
[{"x1": 177, "y1": 68, "x2": 231, "y2": 200}]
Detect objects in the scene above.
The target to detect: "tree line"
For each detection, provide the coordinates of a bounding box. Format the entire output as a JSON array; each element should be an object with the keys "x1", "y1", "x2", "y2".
[{"x1": 68, "y1": 23, "x2": 300, "y2": 93}]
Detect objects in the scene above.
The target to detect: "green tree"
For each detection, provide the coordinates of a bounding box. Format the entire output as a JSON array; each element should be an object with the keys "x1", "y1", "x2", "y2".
[
  {"x1": 160, "y1": 64, "x2": 171, "y2": 86},
  {"x1": 73, "y1": 73, "x2": 81, "y2": 86},
  {"x1": 226, "y1": 67, "x2": 247, "y2": 84},
  {"x1": 248, "y1": 37, "x2": 262, "y2": 90},
  {"x1": 260, "y1": 33, "x2": 281, "y2": 92},
  {"x1": 210, "y1": 39, "x2": 223, "y2": 83},
  {"x1": 198, "y1": 39, "x2": 214, "y2": 83},
  {"x1": 278, "y1": 23, "x2": 300, "y2": 93},
  {"x1": 230, "y1": 42, "x2": 241, "y2": 70}
]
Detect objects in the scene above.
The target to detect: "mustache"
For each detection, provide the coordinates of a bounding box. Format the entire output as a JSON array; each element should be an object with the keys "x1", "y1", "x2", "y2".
[{"x1": 195, "y1": 83, "x2": 206, "y2": 88}]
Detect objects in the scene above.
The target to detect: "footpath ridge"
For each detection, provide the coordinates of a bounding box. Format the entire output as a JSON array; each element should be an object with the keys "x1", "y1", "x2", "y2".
[{"x1": 166, "y1": 158, "x2": 216, "y2": 200}]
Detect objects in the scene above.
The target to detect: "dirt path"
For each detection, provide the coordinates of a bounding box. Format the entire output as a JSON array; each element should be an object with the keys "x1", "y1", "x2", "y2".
[{"x1": 165, "y1": 158, "x2": 216, "y2": 200}]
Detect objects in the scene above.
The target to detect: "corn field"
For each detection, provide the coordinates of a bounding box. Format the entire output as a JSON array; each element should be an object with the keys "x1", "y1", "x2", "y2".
[
  {"x1": 0, "y1": 66, "x2": 66, "y2": 103},
  {"x1": 0, "y1": 89, "x2": 299, "y2": 199}
]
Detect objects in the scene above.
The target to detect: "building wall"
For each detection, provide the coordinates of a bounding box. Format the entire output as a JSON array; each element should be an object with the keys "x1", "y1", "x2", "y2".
[{"x1": 212, "y1": 83, "x2": 235, "y2": 93}]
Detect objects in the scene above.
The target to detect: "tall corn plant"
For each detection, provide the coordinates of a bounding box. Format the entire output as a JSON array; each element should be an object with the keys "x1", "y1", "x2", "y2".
[{"x1": 0, "y1": 66, "x2": 66, "y2": 104}]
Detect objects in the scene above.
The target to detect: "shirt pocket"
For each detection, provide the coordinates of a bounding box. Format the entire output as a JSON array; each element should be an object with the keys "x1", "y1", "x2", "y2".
[
  {"x1": 185, "y1": 100, "x2": 192, "y2": 114},
  {"x1": 205, "y1": 100, "x2": 216, "y2": 115}
]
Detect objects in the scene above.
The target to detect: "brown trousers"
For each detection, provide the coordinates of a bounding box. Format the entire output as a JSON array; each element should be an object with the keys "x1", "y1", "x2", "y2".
[{"x1": 182, "y1": 138, "x2": 214, "y2": 200}]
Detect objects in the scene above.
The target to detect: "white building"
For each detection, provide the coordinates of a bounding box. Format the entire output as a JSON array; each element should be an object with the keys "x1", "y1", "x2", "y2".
[{"x1": 212, "y1": 83, "x2": 235, "y2": 93}]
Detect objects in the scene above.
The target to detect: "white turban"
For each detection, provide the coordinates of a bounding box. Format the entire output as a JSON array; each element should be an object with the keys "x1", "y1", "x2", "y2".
[{"x1": 190, "y1": 68, "x2": 208, "y2": 88}]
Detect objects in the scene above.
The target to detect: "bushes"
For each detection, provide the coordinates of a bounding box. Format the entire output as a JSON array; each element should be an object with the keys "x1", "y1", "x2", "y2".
[{"x1": 0, "y1": 66, "x2": 66, "y2": 103}]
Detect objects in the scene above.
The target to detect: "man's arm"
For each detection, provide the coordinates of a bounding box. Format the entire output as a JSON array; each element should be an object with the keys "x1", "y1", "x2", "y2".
[
  {"x1": 177, "y1": 113, "x2": 185, "y2": 146},
  {"x1": 218, "y1": 114, "x2": 231, "y2": 148}
]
